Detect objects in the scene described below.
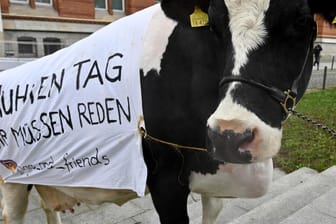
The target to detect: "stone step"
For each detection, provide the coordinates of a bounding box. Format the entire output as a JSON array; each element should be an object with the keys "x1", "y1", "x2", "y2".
[
  {"x1": 192, "y1": 167, "x2": 316, "y2": 224},
  {"x1": 212, "y1": 167, "x2": 318, "y2": 224},
  {"x1": 279, "y1": 186, "x2": 336, "y2": 224},
  {"x1": 227, "y1": 166, "x2": 336, "y2": 224}
]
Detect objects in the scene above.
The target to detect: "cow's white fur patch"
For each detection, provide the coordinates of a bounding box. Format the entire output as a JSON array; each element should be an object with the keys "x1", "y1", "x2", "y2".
[
  {"x1": 190, "y1": 159, "x2": 273, "y2": 198},
  {"x1": 141, "y1": 8, "x2": 178, "y2": 75},
  {"x1": 224, "y1": 0, "x2": 270, "y2": 75},
  {"x1": 201, "y1": 196, "x2": 223, "y2": 224}
]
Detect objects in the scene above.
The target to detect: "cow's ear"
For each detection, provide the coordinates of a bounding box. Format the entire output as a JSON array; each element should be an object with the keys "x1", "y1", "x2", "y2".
[
  {"x1": 160, "y1": 0, "x2": 210, "y2": 25},
  {"x1": 308, "y1": 0, "x2": 336, "y2": 24}
]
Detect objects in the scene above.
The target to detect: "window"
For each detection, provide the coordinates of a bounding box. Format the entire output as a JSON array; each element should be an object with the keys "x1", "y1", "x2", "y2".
[
  {"x1": 5, "y1": 43, "x2": 15, "y2": 57},
  {"x1": 112, "y1": 0, "x2": 124, "y2": 11},
  {"x1": 10, "y1": 0, "x2": 28, "y2": 4},
  {"x1": 95, "y1": 0, "x2": 124, "y2": 11},
  {"x1": 95, "y1": 0, "x2": 107, "y2": 9},
  {"x1": 36, "y1": 0, "x2": 51, "y2": 5},
  {"x1": 43, "y1": 38, "x2": 62, "y2": 55},
  {"x1": 17, "y1": 37, "x2": 37, "y2": 58}
]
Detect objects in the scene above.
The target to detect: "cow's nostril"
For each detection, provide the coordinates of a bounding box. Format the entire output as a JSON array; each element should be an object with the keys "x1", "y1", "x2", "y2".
[
  {"x1": 238, "y1": 129, "x2": 255, "y2": 147},
  {"x1": 207, "y1": 127, "x2": 254, "y2": 164}
]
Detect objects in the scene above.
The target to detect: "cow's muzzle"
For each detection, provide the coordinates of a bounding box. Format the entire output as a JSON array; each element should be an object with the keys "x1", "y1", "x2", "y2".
[{"x1": 207, "y1": 127, "x2": 254, "y2": 164}]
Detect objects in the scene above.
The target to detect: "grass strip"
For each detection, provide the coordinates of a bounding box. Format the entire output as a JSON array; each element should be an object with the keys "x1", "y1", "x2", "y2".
[{"x1": 274, "y1": 88, "x2": 336, "y2": 173}]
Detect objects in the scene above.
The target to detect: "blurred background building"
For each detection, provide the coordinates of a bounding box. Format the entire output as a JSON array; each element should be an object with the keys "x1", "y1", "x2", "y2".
[
  {"x1": 315, "y1": 15, "x2": 336, "y2": 57},
  {"x1": 0, "y1": 1, "x2": 334, "y2": 71},
  {"x1": 0, "y1": 0, "x2": 156, "y2": 70}
]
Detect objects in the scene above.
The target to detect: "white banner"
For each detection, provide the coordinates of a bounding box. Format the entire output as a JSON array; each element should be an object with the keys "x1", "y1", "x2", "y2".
[{"x1": 0, "y1": 4, "x2": 159, "y2": 196}]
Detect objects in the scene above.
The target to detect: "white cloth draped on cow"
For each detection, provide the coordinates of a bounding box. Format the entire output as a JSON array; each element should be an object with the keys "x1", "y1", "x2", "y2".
[{"x1": 0, "y1": 4, "x2": 159, "y2": 196}]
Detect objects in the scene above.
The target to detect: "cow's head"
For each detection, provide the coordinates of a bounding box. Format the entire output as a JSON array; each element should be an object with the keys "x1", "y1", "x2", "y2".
[{"x1": 206, "y1": 0, "x2": 336, "y2": 163}]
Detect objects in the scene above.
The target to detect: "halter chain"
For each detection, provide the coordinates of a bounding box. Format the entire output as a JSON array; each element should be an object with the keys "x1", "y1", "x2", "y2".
[{"x1": 290, "y1": 109, "x2": 336, "y2": 139}]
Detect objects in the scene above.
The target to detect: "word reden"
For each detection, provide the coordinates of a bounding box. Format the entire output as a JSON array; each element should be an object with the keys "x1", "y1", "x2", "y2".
[{"x1": 77, "y1": 97, "x2": 131, "y2": 127}]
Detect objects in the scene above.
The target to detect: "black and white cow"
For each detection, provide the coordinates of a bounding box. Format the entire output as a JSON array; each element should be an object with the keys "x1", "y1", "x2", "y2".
[
  {"x1": 141, "y1": 0, "x2": 335, "y2": 223},
  {"x1": 1, "y1": 0, "x2": 335, "y2": 223}
]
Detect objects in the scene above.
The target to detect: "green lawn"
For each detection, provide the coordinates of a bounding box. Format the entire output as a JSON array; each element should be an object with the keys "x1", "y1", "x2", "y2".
[{"x1": 274, "y1": 88, "x2": 336, "y2": 173}]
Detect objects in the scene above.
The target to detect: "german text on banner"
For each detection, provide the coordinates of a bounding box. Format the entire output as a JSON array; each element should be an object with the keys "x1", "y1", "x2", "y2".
[{"x1": 0, "y1": 4, "x2": 159, "y2": 196}]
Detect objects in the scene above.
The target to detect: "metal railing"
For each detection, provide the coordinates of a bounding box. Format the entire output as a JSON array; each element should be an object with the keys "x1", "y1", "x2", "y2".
[{"x1": 310, "y1": 56, "x2": 336, "y2": 90}]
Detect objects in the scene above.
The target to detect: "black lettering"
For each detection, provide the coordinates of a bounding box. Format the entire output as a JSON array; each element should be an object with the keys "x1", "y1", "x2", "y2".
[
  {"x1": 70, "y1": 157, "x2": 79, "y2": 168},
  {"x1": 47, "y1": 156, "x2": 55, "y2": 169},
  {"x1": 63, "y1": 153, "x2": 73, "y2": 173},
  {"x1": 59, "y1": 105, "x2": 73, "y2": 132},
  {"x1": 74, "y1": 59, "x2": 91, "y2": 90},
  {"x1": 82, "y1": 157, "x2": 90, "y2": 167},
  {"x1": 105, "y1": 53, "x2": 123, "y2": 83},
  {"x1": 15, "y1": 84, "x2": 28, "y2": 110},
  {"x1": 81, "y1": 102, "x2": 113, "y2": 126},
  {"x1": 76, "y1": 159, "x2": 84, "y2": 168},
  {"x1": 39, "y1": 161, "x2": 48, "y2": 170},
  {"x1": 61, "y1": 149, "x2": 110, "y2": 173},
  {"x1": 77, "y1": 103, "x2": 90, "y2": 127},
  {"x1": 48, "y1": 69, "x2": 65, "y2": 97},
  {"x1": 22, "y1": 123, "x2": 35, "y2": 145},
  {"x1": 0, "y1": 85, "x2": 2, "y2": 117},
  {"x1": 29, "y1": 84, "x2": 35, "y2": 104},
  {"x1": 116, "y1": 97, "x2": 131, "y2": 124},
  {"x1": 1, "y1": 88, "x2": 13, "y2": 115},
  {"x1": 11, "y1": 127, "x2": 23, "y2": 147},
  {"x1": 40, "y1": 112, "x2": 52, "y2": 138},
  {"x1": 39, "y1": 156, "x2": 54, "y2": 170},
  {"x1": 49, "y1": 111, "x2": 61, "y2": 136},
  {"x1": 87, "y1": 102, "x2": 96, "y2": 125},
  {"x1": 21, "y1": 164, "x2": 35, "y2": 172},
  {"x1": 31, "y1": 120, "x2": 41, "y2": 141},
  {"x1": 37, "y1": 76, "x2": 49, "y2": 100},
  {"x1": 83, "y1": 60, "x2": 104, "y2": 88},
  {"x1": 90, "y1": 148, "x2": 102, "y2": 165},
  {"x1": 0, "y1": 129, "x2": 8, "y2": 148},
  {"x1": 96, "y1": 102, "x2": 105, "y2": 123},
  {"x1": 102, "y1": 155, "x2": 110, "y2": 165},
  {"x1": 105, "y1": 98, "x2": 117, "y2": 123}
]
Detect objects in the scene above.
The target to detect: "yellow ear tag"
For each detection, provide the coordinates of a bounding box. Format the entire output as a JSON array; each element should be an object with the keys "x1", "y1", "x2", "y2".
[
  {"x1": 190, "y1": 6, "x2": 209, "y2": 27},
  {"x1": 333, "y1": 16, "x2": 336, "y2": 24}
]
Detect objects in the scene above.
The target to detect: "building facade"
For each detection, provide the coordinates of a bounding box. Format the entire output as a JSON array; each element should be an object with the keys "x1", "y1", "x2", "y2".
[
  {"x1": 0, "y1": 1, "x2": 335, "y2": 70},
  {"x1": 315, "y1": 15, "x2": 336, "y2": 57},
  {"x1": 0, "y1": 0, "x2": 155, "y2": 69}
]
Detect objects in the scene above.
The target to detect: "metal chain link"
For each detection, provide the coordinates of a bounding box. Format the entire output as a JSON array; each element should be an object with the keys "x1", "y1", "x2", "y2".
[{"x1": 290, "y1": 109, "x2": 336, "y2": 139}]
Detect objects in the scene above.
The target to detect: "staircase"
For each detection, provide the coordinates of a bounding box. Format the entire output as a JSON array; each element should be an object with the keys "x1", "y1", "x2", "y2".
[
  {"x1": 198, "y1": 166, "x2": 336, "y2": 224},
  {"x1": 1, "y1": 166, "x2": 336, "y2": 224}
]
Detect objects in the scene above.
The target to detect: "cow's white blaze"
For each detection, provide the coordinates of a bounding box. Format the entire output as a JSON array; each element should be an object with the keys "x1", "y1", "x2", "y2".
[
  {"x1": 190, "y1": 159, "x2": 273, "y2": 198},
  {"x1": 208, "y1": 0, "x2": 281, "y2": 162},
  {"x1": 208, "y1": 92, "x2": 282, "y2": 161},
  {"x1": 141, "y1": 7, "x2": 178, "y2": 75},
  {"x1": 225, "y1": 0, "x2": 270, "y2": 75}
]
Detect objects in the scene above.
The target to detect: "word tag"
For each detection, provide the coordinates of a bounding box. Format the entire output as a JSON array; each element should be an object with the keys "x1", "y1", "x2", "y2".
[{"x1": 190, "y1": 6, "x2": 209, "y2": 27}]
